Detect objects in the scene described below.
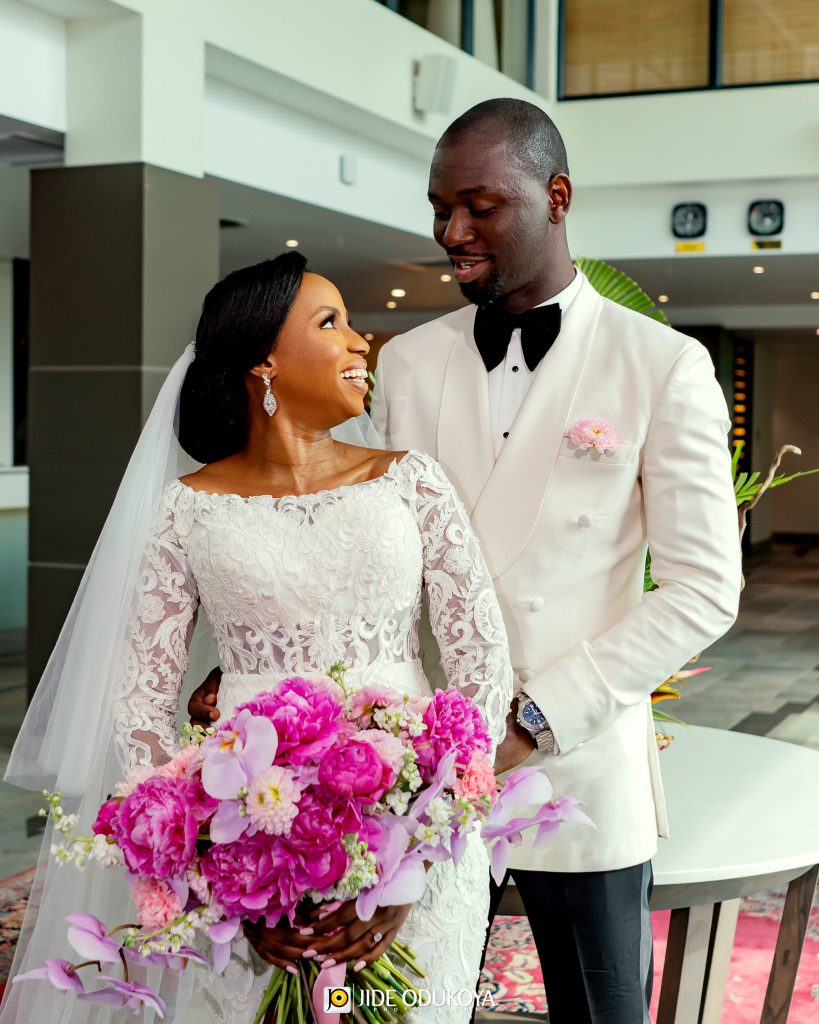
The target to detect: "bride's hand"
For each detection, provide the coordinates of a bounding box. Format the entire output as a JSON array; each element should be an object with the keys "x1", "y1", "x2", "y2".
[
  {"x1": 243, "y1": 919, "x2": 316, "y2": 973},
  {"x1": 301, "y1": 898, "x2": 413, "y2": 969}
]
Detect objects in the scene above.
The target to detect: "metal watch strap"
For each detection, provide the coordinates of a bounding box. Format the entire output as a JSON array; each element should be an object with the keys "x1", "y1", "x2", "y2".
[{"x1": 517, "y1": 691, "x2": 557, "y2": 754}]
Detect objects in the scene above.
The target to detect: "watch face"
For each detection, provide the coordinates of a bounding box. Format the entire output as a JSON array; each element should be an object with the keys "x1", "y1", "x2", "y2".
[
  {"x1": 672, "y1": 203, "x2": 707, "y2": 239},
  {"x1": 522, "y1": 702, "x2": 546, "y2": 729},
  {"x1": 748, "y1": 199, "x2": 784, "y2": 237}
]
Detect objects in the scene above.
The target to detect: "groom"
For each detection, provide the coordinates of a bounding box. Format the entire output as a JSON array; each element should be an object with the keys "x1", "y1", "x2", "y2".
[
  {"x1": 191, "y1": 100, "x2": 742, "y2": 1023},
  {"x1": 372, "y1": 100, "x2": 741, "y2": 1023}
]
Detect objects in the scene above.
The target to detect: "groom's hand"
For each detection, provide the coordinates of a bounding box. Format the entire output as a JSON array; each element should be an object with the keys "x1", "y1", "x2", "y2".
[
  {"x1": 493, "y1": 699, "x2": 536, "y2": 775},
  {"x1": 188, "y1": 667, "x2": 222, "y2": 727}
]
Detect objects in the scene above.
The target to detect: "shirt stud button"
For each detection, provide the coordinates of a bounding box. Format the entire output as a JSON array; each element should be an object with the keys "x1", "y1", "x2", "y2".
[
  {"x1": 577, "y1": 513, "x2": 594, "y2": 528},
  {"x1": 512, "y1": 365, "x2": 519, "y2": 373},
  {"x1": 503, "y1": 431, "x2": 510, "y2": 439},
  {"x1": 530, "y1": 597, "x2": 544, "y2": 612}
]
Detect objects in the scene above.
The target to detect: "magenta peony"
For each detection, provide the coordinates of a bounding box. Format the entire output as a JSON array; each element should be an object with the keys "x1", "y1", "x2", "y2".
[
  {"x1": 201, "y1": 831, "x2": 303, "y2": 925},
  {"x1": 317, "y1": 739, "x2": 395, "y2": 801},
  {"x1": 281, "y1": 790, "x2": 353, "y2": 892},
  {"x1": 234, "y1": 678, "x2": 348, "y2": 765},
  {"x1": 413, "y1": 688, "x2": 492, "y2": 782},
  {"x1": 113, "y1": 775, "x2": 215, "y2": 880},
  {"x1": 91, "y1": 798, "x2": 122, "y2": 838}
]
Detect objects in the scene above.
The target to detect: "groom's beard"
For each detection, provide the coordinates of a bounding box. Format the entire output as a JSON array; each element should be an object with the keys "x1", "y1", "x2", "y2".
[{"x1": 458, "y1": 265, "x2": 503, "y2": 306}]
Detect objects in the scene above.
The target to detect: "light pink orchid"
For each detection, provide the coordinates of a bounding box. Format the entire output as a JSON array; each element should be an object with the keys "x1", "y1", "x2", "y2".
[
  {"x1": 208, "y1": 916, "x2": 242, "y2": 975},
  {"x1": 65, "y1": 913, "x2": 122, "y2": 964},
  {"x1": 12, "y1": 958, "x2": 84, "y2": 995},
  {"x1": 201, "y1": 708, "x2": 279, "y2": 843},
  {"x1": 566, "y1": 418, "x2": 620, "y2": 454},
  {"x1": 481, "y1": 768, "x2": 593, "y2": 883},
  {"x1": 77, "y1": 975, "x2": 167, "y2": 1016}
]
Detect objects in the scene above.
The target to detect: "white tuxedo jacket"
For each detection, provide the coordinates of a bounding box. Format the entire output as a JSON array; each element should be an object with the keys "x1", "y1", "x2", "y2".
[{"x1": 371, "y1": 272, "x2": 742, "y2": 873}]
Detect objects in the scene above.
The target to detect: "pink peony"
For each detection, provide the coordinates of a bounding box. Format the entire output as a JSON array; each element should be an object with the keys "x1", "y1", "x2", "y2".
[
  {"x1": 565, "y1": 418, "x2": 620, "y2": 454},
  {"x1": 317, "y1": 739, "x2": 395, "y2": 801},
  {"x1": 455, "y1": 751, "x2": 498, "y2": 799},
  {"x1": 355, "y1": 729, "x2": 407, "y2": 777},
  {"x1": 413, "y1": 689, "x2": 492, "y2": 782},
  {"x1": 159, "y1": 744, "x2": 204, "y2": 781},
  {"x1": 113, "y1": 775, "x2": 216, "y2": 879},
  {"x1": 114, "y1": 764, "x2": 156, "y2": 797},
  {"x1": 201, "y1": 831, "x2": 303, "y2": 925},
  {"x1": 91, "y1": 798, "x2": 123, "y2": 838},
  {"x1": 349, "y1": 684, "x2": 406, "y2": 727},
  {"x1": 233, "y1": 678, "x2": 348, "y2": 765},
  {"x1": 282, "y1": 790, "x2": 353, "y2": 892},
  {"x1": 131, "y1": 877, "x2": 183, "y2": 930}
]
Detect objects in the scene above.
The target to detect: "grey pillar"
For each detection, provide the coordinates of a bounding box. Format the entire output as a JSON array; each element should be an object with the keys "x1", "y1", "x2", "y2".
[{"x1": 27, "y1": 164, "x2": 219, "y2": 697}]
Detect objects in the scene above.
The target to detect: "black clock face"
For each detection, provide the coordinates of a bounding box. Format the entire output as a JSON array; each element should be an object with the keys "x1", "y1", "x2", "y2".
[
  {"x1": 748, "y1": 200, "x2": 784, "y2": 237},
  {"x1": 672, "y1": 203, "x2": 707, "y2": 239}
]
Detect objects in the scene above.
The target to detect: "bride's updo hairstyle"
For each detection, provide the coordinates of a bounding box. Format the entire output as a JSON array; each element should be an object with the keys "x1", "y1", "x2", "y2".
[{"x1": 178, "y1": 251, "x2": 307, "y2": 464}]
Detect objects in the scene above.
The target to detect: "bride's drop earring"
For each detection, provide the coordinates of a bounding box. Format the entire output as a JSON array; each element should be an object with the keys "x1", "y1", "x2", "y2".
[{"x1": 262, "y1": 373, "x2": 277, "y2": 416}]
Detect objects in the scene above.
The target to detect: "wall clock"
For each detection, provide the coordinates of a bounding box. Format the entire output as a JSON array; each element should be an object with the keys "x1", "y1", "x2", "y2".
[
  {"x1": 672, "y1": 203, "x2": 707, "y2": 239},
  {"x1": 748, "y1": 199, "x2": 784, "y2": 236}
]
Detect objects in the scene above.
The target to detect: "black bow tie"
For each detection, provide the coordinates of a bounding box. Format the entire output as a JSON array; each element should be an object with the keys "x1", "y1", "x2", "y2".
[{"x1": 473, "y1": 302, "x2": 562, "y2": 373}]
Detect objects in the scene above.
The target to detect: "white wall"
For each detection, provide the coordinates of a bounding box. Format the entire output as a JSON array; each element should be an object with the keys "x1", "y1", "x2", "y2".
[
  {"x1": 771, "y1": 341, "x2": 819, "y2": 536},
  {"x1": 568, "y1": 177, "x2": 819, "y2": 262},
  {"x1": 560, "y1": 82, "x2": 819, "y2": 188},
  {"x1": 0, "y1": 0, "x2": 66, "y2": 130}
]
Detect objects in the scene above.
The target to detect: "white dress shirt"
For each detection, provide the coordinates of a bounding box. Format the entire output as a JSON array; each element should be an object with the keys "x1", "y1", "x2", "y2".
[{"x1": 487, "y1": 270, "x2": 583, "y2": 457}]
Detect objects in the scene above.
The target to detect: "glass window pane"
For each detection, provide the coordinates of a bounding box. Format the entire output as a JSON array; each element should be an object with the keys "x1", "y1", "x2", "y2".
[
  {"x1": 562, "y1": 0, "x2": 710, "y2": 97},
  {"x1": 723, "y1": 0, "x2": 819, "y2": 85}
]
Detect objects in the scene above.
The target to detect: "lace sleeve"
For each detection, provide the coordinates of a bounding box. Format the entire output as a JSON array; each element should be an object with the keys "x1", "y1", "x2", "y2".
[
  {"x1": 408, "y1": 453, "x2": 513, "y2": 750},
  {"x1": 112, "y1": 484, "x2": 199, "y2": 770}
]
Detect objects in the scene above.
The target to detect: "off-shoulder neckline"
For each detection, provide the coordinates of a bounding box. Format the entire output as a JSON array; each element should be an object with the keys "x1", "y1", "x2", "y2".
[{"x1": 173, "y1": 450, "x2": 423, "y2": 505}]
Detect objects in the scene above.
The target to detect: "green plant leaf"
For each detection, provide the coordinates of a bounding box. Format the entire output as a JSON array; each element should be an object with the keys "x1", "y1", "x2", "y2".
[{"x1": 574, "y1": 256, "x2": 671, "y2": 326}]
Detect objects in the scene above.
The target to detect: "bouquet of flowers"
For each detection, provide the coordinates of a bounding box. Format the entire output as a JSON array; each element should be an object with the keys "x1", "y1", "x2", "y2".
[{"x1": 16, "y1": 667, "x2": 587, "y2": 1022}]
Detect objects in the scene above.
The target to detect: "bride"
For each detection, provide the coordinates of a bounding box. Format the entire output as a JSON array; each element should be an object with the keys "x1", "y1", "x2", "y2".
[{"x1": 3, "y1": 252, "x2": 523, "y2": 1023}]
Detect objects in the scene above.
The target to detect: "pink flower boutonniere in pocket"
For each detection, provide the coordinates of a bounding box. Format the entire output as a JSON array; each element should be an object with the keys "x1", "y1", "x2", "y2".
[{"x1": 566, "y1": 418, "x2": 620, "y2": 454}]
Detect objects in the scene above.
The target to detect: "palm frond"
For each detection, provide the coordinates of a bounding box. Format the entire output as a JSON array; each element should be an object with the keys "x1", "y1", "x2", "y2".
[{"x1": 574, "y1": 256, "x2": 671, "y2": 326}]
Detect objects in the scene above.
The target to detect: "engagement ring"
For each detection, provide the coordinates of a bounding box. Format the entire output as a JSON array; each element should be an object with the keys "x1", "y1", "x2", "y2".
[{"x1": 372, "y1": 931, "x2": 383, "y2": 944}]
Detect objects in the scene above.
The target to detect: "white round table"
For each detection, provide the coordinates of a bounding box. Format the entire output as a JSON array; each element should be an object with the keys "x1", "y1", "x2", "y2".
[{"x1": 650, "y1": 725, "x2": 819, "y2": 1024}]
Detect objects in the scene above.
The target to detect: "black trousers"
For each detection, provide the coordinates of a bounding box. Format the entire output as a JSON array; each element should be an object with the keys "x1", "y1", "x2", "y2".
[{"x1": 473, "y1": 862, "x2": 654, "y2": 1024}]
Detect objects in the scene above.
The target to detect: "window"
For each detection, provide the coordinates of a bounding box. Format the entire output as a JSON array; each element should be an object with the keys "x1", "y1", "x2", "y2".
[
  {"x1": 560, "y1": 0, "x2": 819, "y2": 98},
  {"x1": 375, "y1": 0, "x2": 536, "y2": 88}
]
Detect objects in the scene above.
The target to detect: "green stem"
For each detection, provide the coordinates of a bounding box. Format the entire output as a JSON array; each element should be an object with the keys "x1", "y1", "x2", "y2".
[{"x1": 251, "y1": 967, "x2": 286, "y2": 1024}]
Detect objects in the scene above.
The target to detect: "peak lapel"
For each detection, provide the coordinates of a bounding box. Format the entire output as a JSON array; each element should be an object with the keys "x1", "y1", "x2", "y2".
[
  {"x1": 471, "y1": 276, "x2": 603, "y2": 579},
  {"x1": 436, "y1": 308, "x2": 495, "y2": 513}
]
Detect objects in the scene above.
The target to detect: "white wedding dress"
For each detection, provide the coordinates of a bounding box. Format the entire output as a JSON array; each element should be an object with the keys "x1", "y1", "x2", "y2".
[{"x1": 113, "y1": 449, "x2": 513, "y2": 1023}]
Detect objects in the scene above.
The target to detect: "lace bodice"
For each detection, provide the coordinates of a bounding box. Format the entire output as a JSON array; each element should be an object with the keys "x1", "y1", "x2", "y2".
[{"x1": 113, "y1": 450, "x2": 513, "y2": 770}]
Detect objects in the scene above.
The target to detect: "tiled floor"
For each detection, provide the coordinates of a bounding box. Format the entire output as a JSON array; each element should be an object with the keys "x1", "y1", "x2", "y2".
[{"x1": 0, "y1": 543, "x2": 817, "y2": 881}]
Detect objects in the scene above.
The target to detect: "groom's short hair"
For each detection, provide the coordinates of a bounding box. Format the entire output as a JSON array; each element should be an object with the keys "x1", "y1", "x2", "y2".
[{"x1": 437, "y1": 98, "x2": 569, "y2": 185}]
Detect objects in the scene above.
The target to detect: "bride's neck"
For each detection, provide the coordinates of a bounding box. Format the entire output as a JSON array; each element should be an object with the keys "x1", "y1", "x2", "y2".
[{"x1": 241, "y1": 418, "x2": 340, "y2": 481}]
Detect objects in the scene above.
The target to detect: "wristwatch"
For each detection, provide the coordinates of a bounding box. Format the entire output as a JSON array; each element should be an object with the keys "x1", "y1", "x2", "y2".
[{"x1": 516, "y1": 691, "x2": 558, "y2": 755}]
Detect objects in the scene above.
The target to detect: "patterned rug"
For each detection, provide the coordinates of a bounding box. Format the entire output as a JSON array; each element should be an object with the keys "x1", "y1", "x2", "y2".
[
  {"x1": 1, "y1": 871, "x2": 817, "y2": 1020},
  {"x1": 479, "y1": 893, "x2": 819, "y2": 1022}
]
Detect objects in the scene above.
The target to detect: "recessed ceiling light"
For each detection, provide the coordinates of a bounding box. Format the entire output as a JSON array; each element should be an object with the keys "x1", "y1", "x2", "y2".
[
  {"x1": 658, "y1": 294, "x2": 669, "y2": 303},
  {"x1": 753, "y1": 265, "x2": 765, "y2": 274},
  {"x1": 440, "y1": 274, "x2": 452, "y2": 282},
  {"x1": 386, "y1": 301, "x2": 397, "y2": 309},
  {"x1": 816, "y1": 328, "x2": 819, "y2": 336},
  {"x1": 364, "y1": 333, "x2": 374, "y2": 341},
  {"x1": 811, "y1": 291, "x2": 819, "y2": 300},
  {"x1": 390, "y1": 288, "x2": 406, "y2": 298},
  {"x1": 285, "y1": 239, "x2": 299, "y2": 248}
]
